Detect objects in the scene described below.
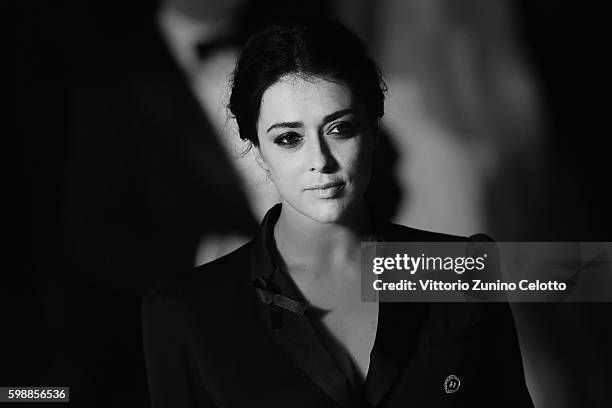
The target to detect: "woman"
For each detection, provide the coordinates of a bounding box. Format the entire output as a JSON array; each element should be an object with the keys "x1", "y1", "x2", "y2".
[{"x1": 142, "y1": 20, "x2": 533, "y2": 407}]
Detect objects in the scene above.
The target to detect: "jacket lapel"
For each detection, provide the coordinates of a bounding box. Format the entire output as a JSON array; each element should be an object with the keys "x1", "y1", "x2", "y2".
[
  {"x1": 249, "y1": 204, "x2": 355, "y2": 408},
  {"x1": 261, "y1": 304, "x2": 356, "y2": 408},
  {"x1": 249, "y1": 206, "x2": 430, "y2": 407},
  {"x1": 363, "y1": 220, "x2": 430, "y2": 406},
  {"x1": 365, "y1": 302, "x2": 428, "y2": 406}
]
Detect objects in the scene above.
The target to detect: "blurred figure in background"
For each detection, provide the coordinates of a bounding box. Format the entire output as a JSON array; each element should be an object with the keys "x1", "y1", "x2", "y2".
[
  {"x1": 374, "y1": 0, "x2": 543, "y2": 237},
  {"x1": 364, "y1": 1, "x2": 611, "y2": 407}
]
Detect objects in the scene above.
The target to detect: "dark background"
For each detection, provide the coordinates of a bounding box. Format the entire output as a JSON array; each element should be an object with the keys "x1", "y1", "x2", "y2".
[{"x1": 20, "y1": 0, "x2": 611, "y2": 406}]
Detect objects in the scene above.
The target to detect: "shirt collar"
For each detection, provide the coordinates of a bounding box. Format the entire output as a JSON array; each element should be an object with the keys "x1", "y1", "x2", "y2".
[
  {"x1": 249, "y1": 203, "x2": 281, "y2": 282},
  {"x1": 249, "y1": 204, "x2": 309, "y2": 315}
]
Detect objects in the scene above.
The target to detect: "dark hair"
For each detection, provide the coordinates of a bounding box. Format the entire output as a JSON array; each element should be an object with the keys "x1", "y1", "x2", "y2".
[{"x1": 229, "y1": 19, "x2": 386, "y2": 147}]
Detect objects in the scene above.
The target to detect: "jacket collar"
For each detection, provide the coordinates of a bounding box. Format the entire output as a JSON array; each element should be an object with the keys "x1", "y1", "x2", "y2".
[
  {"x1": 249, "y1": 203, "x2": 281, "y2": 283},
  {"x1": 249, "y1": 203, "x2": 390, "y2": 283},
  {"x1": 249, "y1": 203, "x2": 427, "y2": 408}
]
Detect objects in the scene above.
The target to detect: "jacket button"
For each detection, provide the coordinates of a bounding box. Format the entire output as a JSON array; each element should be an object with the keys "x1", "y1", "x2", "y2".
[{"x1": 444, "y1": 374, "x2": 461, "y2": 394}]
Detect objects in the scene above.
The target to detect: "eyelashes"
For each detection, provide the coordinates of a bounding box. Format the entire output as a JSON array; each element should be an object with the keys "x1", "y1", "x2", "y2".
[
  {"x1": 273, "y1": 122, "x2": 357, "y2": 148},
  {"x1": 274, "y1": 132, "x2": 303, "y2": 147},
  {"x1": 328, "y1": 122, "x2": 355, "y2": 137}
]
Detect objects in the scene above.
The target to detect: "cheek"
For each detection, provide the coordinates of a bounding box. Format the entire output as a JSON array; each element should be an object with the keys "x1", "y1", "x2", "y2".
[
  {"x1": 344, "y1": 139, "x2": 373, "y2": 178},
  {"x1": 266, "y1": 156, "x2": 301, "y2": 190}
]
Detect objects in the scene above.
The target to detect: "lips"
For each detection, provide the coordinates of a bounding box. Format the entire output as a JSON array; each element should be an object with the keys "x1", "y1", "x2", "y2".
[
  {"x1": 304, "y1": 181, "x2": 346, "y2": 198},
  {"x1": 306, "y1": 181, "x2": 345, "y2": 190}
]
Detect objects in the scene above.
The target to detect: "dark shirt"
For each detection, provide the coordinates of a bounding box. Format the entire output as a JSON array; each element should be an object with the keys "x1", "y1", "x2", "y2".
[{"x1": 142, "y1": 204, "x2": 534, "y2": 407}]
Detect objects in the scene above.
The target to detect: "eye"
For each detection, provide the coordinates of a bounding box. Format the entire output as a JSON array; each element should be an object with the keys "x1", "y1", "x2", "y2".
[
  {"x1": 274, "y1": 132, "x2": 303, "y2": 147},
  {"x1": 327, "y1": 122, "x2": 356, "y2": 138}
]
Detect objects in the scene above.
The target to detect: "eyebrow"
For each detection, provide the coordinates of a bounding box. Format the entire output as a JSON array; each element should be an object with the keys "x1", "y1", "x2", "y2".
[{"x1": 266, "y1": 108, "x2": 357, "y2": 133}]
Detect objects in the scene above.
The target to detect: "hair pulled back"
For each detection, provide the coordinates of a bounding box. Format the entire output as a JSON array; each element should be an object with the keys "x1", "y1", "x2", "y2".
[{"x1": 229, "y1": 19, "x2": 386, "y2": 147}]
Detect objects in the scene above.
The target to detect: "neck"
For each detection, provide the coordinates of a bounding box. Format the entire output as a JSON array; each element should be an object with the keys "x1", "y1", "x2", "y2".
[{"x1": 273, "y1": 201, "x2": 373, "y2": 272}]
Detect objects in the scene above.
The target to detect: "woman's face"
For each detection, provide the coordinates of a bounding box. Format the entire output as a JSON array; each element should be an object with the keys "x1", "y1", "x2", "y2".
[{"x1": 256, "y1": 74, "x2": 377, "y2": 224}]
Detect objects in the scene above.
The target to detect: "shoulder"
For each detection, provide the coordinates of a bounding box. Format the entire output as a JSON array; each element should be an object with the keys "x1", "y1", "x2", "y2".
[
  {"x1": 142, "y1": 241, "x2": 254, "y2": 313},
  {"x1": 379, "y1": 222, "x2": 494, "y2": 243},
  {"x1": 379, "y1": 223, "x2": 503, "y2": 333}
]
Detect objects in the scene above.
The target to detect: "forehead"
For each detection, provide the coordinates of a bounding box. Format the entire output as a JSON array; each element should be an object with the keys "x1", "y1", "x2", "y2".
[{"x1": 257, "y1": 75, "x2": 355, "y2": 129}]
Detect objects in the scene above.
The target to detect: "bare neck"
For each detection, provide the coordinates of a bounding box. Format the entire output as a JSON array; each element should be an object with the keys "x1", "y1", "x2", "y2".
[{"x1": 273, "y1": 202, "x2": 372, "y2": 274}]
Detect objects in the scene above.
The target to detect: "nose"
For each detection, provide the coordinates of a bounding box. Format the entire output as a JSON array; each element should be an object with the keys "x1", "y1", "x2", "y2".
[{"x1": 309, "y1": 134, "x2": 337, "y2": 173}]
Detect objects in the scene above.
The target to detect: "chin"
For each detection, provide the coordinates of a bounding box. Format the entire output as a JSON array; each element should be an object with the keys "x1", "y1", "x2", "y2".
[{"x1": 300, "y1": 199, "x2": 353, "y2": 224}]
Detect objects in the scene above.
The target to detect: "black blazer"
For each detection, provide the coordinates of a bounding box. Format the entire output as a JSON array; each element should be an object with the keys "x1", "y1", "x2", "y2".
[{"x1": 142, "y1": 204, "x2": 534, "y2": 407}]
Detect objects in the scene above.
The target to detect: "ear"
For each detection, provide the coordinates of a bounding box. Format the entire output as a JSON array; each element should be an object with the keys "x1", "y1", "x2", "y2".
[{"x1": 254, "y1": 145, "x2": 269, "y2": 172}]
